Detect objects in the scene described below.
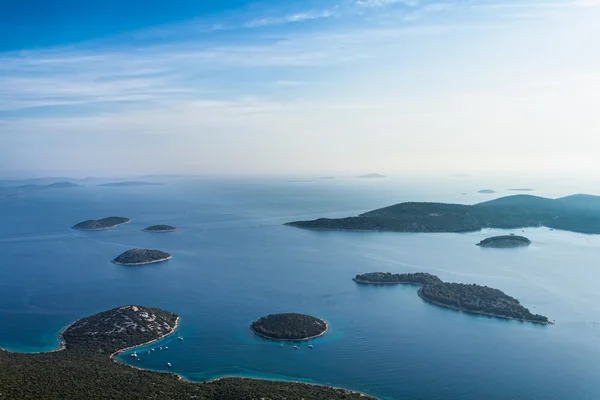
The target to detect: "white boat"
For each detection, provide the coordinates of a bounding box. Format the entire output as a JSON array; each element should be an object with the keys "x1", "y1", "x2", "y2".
[
  {"x1": 293, "y1": 346, "x2": 299, "y2": 350},
  {"x1": 167, "y1": 362, "x2": 172, "y2": 368},
  {"x1": 308, "y1": 345, "x2": 314, "y2": 349},
  {"x1": 160, "y1": 347, "x2": 163, "y2": 350},
  {"x1": 165, "y1": 346, "x2": 169, "y2": 350},
  {"x1": 130, "y1": 353, "x2": 137, "y2": 358},
  {"x1": 178, "y1": 337, "x2": 183, "y2": 341},
  {"x1": 151, "y1": 348, "x2": 155, "y2": 352}
]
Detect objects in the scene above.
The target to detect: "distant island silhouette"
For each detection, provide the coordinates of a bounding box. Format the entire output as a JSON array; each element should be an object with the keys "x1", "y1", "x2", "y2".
[
  {"x1": 478, "y1": 189, "x2": 497, "y2": 194},
  {"x1": 72, "y1": 217, "x2": 130, "y2": 231},
  {"x1": 142, "y1": 225, "x2": 180, "y2": 233},
  {"x1": 112, "y1": 249, "x2": 172, "y2": 265},
  {"x1": 251, "y1": 313, "x2": 328, "y2": 341},
  {"x1": 286, "y1": 194, "x2": 600, "y2": 234},
  {"x1": 15, "y1": 182, "x2": 80, "y2": 190},
  {"x1": 508, "y1": 188, "x2": 534, "y2": 192},
  {"x1": 98, "y1": 181, "x2": 164, "y2": 187},
  {"x1": 354, "y1": 273, "x2": 550, "y2": 325},
  {"x1": 357, "y1": 173, "x2": 386, "y2": 179},
  {"x1": 477, "y1": 235, "x2": 531, "y2": 248}
]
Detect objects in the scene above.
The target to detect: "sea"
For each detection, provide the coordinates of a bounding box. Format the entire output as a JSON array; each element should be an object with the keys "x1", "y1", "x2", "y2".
[{"x1": 1, "y1": 175, "x2": 600, "y2": 400}]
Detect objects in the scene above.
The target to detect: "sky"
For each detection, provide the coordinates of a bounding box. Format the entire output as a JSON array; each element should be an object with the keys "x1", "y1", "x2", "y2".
[{"x1": 1, "y1": 0, "x2": 599, "y2": 178}]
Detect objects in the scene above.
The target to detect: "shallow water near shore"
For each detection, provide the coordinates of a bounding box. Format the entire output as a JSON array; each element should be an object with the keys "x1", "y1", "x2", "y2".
[{"x1": 2, "y1": 176, "x2": 600, "y2": 400}]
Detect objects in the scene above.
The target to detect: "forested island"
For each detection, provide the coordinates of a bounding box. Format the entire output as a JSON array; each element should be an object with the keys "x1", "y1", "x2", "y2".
[
  {"x1": 251, "y1": 313, "x2": 328, "y2": 341},
  {"x1": 286, "y1": 194, "x2": 600, "y2": 234},
  {"x1": 477, "y1": 235, "x2": 531, "y2": 248},
  {"x1": 72, "y1": 217, "x2": 131, "y2": 231},
  {"x1": 0, "y1": 306, "x2": 370, "y2": 399},
  {"x1": 354, "y1": 272, "x2": 549, "y2": 324},
  {"x1": 142, "y1": 225, "x2": 180, "y2": 233},
  {"x1": 354, "y1": 272, "x2": 441, "y2": 285},
  {"x1": 112, "y1": 249, "x2": 172, "y2": 265}
]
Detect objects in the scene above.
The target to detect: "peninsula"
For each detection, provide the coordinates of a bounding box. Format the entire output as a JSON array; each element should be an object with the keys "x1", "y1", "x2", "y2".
[
  {"x1": 0, "y1": 306, "x2": 370, "y2": 399},
  {"x1": 354, "y1": 272, "x2": 549, "y2": 325},
  {"x1": 112, "y1": 249, "x2": 172, "y2": 265},
  {"x1": 72, "y1": 216, "x2": 130, "y2": 231},
  {"x1": 251, "y1": 313, "x2": 328, "y2": 341},
  {"x1": 286, "y1": 194, "x2": 600, "y2": 234},
  {"x1": 142, "y1": 224, "x2": 180, "y2": 233},
  {"x1": 477, "y1": 235, "x2": 531, "y2": 248}
]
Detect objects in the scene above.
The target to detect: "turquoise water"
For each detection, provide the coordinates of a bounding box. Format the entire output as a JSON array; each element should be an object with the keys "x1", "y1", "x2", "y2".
[{"x1": 1, "y1": 177, "x2": 600, "y2": 399}]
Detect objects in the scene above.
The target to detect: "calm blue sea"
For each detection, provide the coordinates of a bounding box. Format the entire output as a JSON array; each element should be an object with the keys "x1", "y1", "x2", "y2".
[{"x1": 1, "y1": 177, "x2": 600, "y2": 400}]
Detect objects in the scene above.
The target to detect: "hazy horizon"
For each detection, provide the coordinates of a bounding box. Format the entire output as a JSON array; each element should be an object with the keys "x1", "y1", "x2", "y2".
[{"x1": 2, "y1": 0, "x2": 600, "y2": 178}]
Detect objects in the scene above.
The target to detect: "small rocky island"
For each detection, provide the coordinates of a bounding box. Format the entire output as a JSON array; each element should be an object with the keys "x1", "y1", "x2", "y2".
[
  {"x1": 72, "y1": 217, "x2": 131, "y2": 231},
  {"x1": 251, "y1": 313, "x2": 328, "y2": 341},
  {"x1": 112, "y1": 248, "x2": 172, "y2": 265},
  {"x1": 478, "y1": 189, "x2": 497, "y2": 194},
  {"x1": 354, "y1": 272, "x2": 550, "y2": 325},
  {"x1": 142, "y1": 224, "x2": 180, "y2": 233},
  {"x1": 1, "y1": 306, "x2": 370, "y2": 399},
  {"x1": 477, "y1": 235, "x2": 531, "y2": 248}
]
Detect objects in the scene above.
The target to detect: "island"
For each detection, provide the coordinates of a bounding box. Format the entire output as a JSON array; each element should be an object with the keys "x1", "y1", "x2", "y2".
[
  {"x1": 477, "y1": 235, "x2": 531, "y2": 248},
  {"x1": 357, "y1": 173, "x2": 386, "y2": 179},
  {"x1": 112, "y1": 249, "x2": 172, "y2": 265},
  {"x1": 251, "y1": 313, "x2": 328, "y2": 341},
  {"x1": 0, "y1": 306, "x2": 371, "y2": 399},
  {"x1": 353, "y1": 272, "x2": 442, "y2": 285},
  {"x1": 142, "y1": 225, "x2": 180, "y2": 233},
  {"x1": 478, "y1": 189, "x2": 497, "y2": 194},
  {"x1": 508, "y1": 188, "x2": 534, "y2": 192},
  {"x1": 354, "y1": 272, "x2": 550, "y2": 325},
  {"x1": 285, "y1": 194, "x2": 600, "y2": 234},
  {"x1": 98, "y1": 181, "x2": 164, "y2": 187},
  {"x1": 16, "y1": 181, "x2": 80, "y2": 190},
  {"x1": 72, "y1": 216, "x2": 131, "y2": 231}
]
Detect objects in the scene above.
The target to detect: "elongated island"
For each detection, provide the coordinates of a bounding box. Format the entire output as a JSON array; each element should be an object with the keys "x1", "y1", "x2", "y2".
[
  {"x1": 72, "y1": 216, "x2": 131, "y2": 231},
  {"x1": 112, "y1": 249, "x2": 172, "y2": 265},
  {"x1": 286, "y1": 194, "x2": 600, "y2": 234},
  {"x1": 477, "y1": 235, "x2": 531, "y2": 248},
  {"x1": 354, "y1": 272, "x2": 550, "y2": 325},
  {"x1": 0, "y1": 306, "x2": 370, "y2": 399},
  {"x1": 142, "y1": 224, "x2": 180, "y2": 233},
  {"x1": 251, "y1": 313, "x2": 328, "y2": 341}
]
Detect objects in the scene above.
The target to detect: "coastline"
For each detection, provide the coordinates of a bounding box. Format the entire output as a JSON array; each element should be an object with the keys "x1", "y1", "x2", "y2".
[
  {"x1": 110, "y1": 316, "x2": 180, "y2": 362},
  {"x1": 416, "y1": 288, "x2": 553, "y2": 325},
  {"x1": 250, "y1": 319, "x2": 329, "y2": 342},
  {"x1": 0, "y1": 320, "x2": 76, "y2": 355},
  {"x1": 353, "y1": 278, "x2": 422, "y2": 286},
  {"x1": 72, "y1": 219, "x2": 131, "y2": 231},
  {"x1": 112, "y1": 255, "x2": 173, "y2": 266}
]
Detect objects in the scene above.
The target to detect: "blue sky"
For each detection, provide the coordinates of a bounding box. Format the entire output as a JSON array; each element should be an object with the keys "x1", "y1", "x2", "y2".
[{"x1": 1, "y1": 0, "x2": 600, "y2": 178}]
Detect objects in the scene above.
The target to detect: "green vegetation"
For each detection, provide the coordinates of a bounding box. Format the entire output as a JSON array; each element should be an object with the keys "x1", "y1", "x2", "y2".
[
  {"x1": 72, "y1": 216, "x2": 131, "y2": 230},
  {"x1": 142, "y1": 224, "x2": 179, "y2": 232},
  {"x1": 251, "y1": 313, "x2": 328, "y2": 340},
  {"x1": 477, "y1": 235, "x2": 531, "y2": 248},
  {"x1": 354, "y1": 272, "x2": 442, "y2": 285},
  {"x1": 0, "y1": 306, "x2": 371, "y2": 400},
  {"x1": 354, "y1": 272, "x2": 549, "y2": 324},
  {"x1": 112, "y1": 249, "x2": 172, "y2": 265},
  {"x1": 286, "y1": 194, "x2": 600, "y2": 234}
]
